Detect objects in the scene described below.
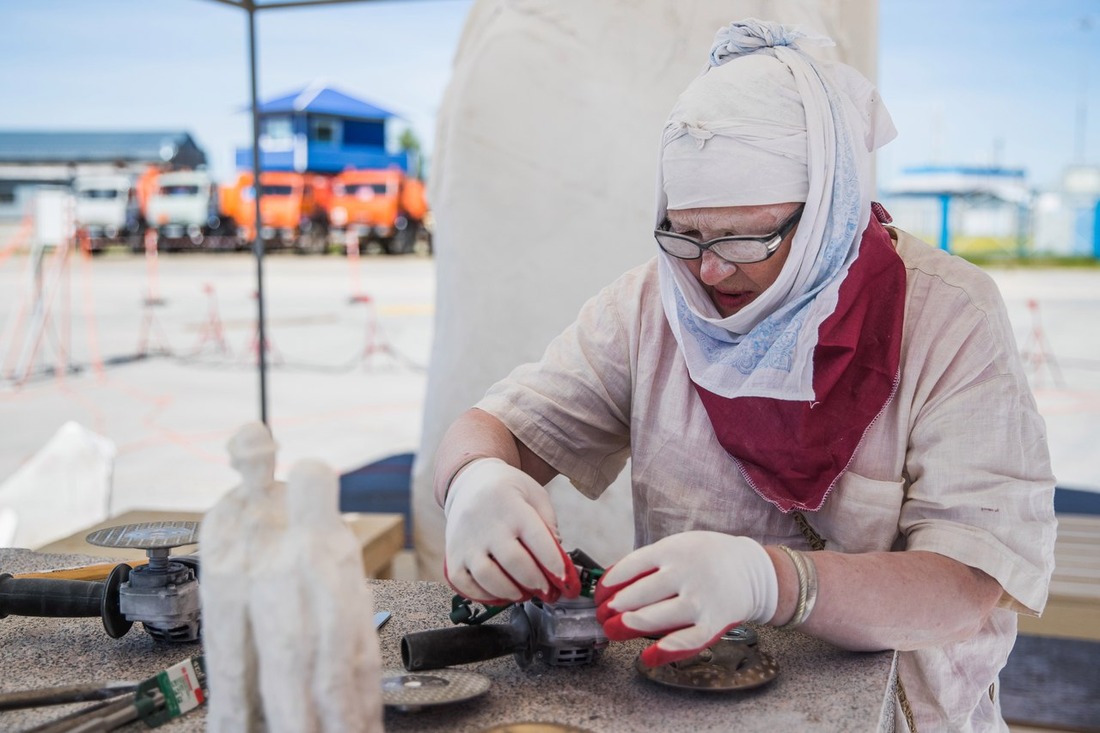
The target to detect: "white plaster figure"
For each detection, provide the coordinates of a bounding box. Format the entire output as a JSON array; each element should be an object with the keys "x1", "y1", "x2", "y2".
[
  {"x1": 200, "y1": 421, "x2": 286, "y2": 733},
  {"x1": 251, "y1": 459, "x2": 384, "y2": 733}
]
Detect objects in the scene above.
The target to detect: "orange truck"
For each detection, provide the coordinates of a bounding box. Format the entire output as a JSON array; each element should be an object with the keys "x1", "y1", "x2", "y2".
[
  {"x1": 221, "y1": 171, "x2": 331, "y2": 253},
  {"x1": 327, "y1": 168, "x2": 429, "y2": 255}
]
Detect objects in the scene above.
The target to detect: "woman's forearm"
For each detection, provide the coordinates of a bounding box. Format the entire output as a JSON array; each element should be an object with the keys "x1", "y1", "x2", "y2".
[
  {"x1": 766, "y1": 547, "x2": 1003, "y2": 651},
  {"x1": 433, "y1": 408, "x2": 557, "y2": 506}
]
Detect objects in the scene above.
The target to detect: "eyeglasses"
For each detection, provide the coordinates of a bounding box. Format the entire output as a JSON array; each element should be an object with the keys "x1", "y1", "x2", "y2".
[{"x1": 654, "y1": 204, "x2": 805, "y2": 264}]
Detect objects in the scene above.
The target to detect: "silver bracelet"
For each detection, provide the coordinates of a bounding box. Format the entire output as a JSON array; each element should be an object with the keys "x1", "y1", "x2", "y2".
[{"x1": 776, "y1": 545, "x2": 819, "y2": 630}]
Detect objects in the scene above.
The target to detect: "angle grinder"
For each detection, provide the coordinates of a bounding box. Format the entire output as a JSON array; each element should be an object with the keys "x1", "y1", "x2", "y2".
[{"x1": 0, "y1": 521, "x2": 201, "y2": 642}]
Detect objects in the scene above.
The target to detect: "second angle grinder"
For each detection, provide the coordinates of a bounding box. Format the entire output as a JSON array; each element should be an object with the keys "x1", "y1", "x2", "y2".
[{"x1": 0, "y1": 521, "x2": 202, "y2": 643}]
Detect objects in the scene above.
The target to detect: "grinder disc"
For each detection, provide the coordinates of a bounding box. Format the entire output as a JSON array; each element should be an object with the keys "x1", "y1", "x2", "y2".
[
  {"x1": 479, "y1": 724, "x2": 595, "y2": 733},
  {"x1": 636, "y1": 634, "x2": 779, "y2": 692},
  {"x1": 86, "y1": 521, "x2": 199, "y2": 550},
  {"x1": 381, "y1": 668, "x2": 491, "y2": 711}
]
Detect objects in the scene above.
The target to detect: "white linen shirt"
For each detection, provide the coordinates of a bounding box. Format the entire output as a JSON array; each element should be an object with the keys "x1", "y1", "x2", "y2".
[{"x1": 476, "y1": 230, "x2": 1056, "y2": 732}]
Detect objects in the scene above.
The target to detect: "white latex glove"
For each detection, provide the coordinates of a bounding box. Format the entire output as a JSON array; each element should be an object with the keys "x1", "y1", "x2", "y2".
[
  {"x1": 595, "y1": 531, "x2": 778, "y2": 667},
  {"x1": 444, "y1": 458, "x2": 580, "y2": 605}
]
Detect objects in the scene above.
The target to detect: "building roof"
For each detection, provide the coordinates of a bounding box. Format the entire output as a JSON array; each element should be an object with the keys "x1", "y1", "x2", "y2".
[
  {"x1": 256, "y1": 84, "x2": 400, "y2": 120},
  {"x1": 0, "y1": 130, "x2": 206, "y2": 167},
  {"x1": 886, "y1": 164, "x2": 1031, "y2": 204}
]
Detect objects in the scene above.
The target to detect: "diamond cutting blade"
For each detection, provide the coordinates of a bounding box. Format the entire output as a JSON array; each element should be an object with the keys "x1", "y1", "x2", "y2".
[
  {"x1": 381, "y1": 668, "x2": 491, "y2": 710},
  {"x1": 85, "y1": 521, "x2": 200, "y2": 550},
  {"x1": 635, "y1": 637, "x2": 780, "y2": 692},
  {"x1": 478, "y1": 724, "x2": 596, "y2": 733}
]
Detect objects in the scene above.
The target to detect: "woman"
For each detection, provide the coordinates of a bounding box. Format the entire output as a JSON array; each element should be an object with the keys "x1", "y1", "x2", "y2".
[{"x1": 435, "y1": 19, "x2": 1055, "y2": 731}]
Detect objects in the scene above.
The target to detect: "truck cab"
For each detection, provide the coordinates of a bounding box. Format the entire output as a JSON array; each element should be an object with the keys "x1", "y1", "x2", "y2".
[
  {"x1": 225, "y1": 171, "x2": 330, "y2": 253},
  {"x1": 327, "y1": 168, "x2": 429, "y2": 255},
  {"x1": 145, "y1": 170, "x2": 226, "y2": 251},
  {"x1": 72, "y1": 173, "x2": 141, "y2": 251}
]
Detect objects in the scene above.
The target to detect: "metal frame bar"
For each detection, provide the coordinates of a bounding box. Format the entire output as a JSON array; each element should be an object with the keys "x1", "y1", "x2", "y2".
[
  {"x1": 203, "y1": 0, "x2": 454, "y2": 424},
  {"x1": 246, "y1": 4, "x2": 268, "y2": 425},
  {"x1": 209, "y1": 0, "x2": 425, "y2": 10}
]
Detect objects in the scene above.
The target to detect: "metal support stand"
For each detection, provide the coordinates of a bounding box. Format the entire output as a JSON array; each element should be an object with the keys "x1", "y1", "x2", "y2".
[
  {"x1": 1020, "y1": 298, "x2": 1066, "y2": 388},
  {"x1": 357, "y1": 296, "x2": 398, "y2": 369},
  {"x1": 190, "y1": 283, "x2": 231, "y2": 357},
  {"x1": 2, "y1": 236, "x2": 75, "y2": 386}
]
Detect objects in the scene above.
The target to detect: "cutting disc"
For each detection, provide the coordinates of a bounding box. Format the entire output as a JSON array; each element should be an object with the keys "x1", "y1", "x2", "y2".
[
  {"x1": 381, "y1": 668, "x2": 491, "y2": 711},
  {"x1": 86, "y1": 521, "x2": 200, "y2": 550},
  {"x1": 636, "y1": 637, "x2": 779, "y2": 692},
  {"x1": 479, "y1": 724, "x2": 595, "y2": 733}
]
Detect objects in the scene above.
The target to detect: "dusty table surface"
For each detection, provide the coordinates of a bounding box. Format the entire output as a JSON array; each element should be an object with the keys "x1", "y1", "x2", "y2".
[{"x1": 1, "y1": 548, "x2": 896, "y2": 732}]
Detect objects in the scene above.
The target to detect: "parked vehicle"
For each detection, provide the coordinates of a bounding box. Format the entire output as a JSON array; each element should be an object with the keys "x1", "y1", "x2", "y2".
[
  {"x1": 144, "y1": 169, "x2": 233, "y2": 252},
  {"x1": 72, "y1": 173, "x2": 142, "y2": 251},
  {"x1": 223, "y1": 171, "x2": 330, "y2": 253},
  {"x1": 327, "y1": 168, "x2": 429, "y2": 255}
]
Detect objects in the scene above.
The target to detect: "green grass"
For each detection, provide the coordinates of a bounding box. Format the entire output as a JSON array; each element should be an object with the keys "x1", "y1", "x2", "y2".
[{"x1": 960, "y1": 253, "x2": 1100, "y2": 269}]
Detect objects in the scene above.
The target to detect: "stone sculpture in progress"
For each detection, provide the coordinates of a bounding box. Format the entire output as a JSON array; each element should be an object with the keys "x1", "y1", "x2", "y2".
[{"x1": 201, "y1": 422, "x2": 384, "y2": 732}]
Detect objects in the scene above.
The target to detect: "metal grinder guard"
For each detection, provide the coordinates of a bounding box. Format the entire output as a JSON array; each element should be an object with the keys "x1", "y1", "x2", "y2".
[
  {"x1": 402, "y1": 549, "x2": 609, "y2": 672},
  {"x1": 0, "y1": 521, "x2": 201, "y2": 642}
]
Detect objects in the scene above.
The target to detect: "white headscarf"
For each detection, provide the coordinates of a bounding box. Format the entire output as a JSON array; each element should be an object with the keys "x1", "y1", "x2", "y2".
[{"x1": 656, "y1": 19, "x2": 896, "y2": 401}]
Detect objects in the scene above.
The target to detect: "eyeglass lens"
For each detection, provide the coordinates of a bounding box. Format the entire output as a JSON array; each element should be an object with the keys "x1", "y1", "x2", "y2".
[{"x1": 655, "y1": 205, "x2": 802, "y2": 263}]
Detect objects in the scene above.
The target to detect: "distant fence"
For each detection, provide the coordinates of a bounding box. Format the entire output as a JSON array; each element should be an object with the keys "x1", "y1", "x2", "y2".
[{"x1": 879, "y1": 192, "x2": 1100, "y2": 260}]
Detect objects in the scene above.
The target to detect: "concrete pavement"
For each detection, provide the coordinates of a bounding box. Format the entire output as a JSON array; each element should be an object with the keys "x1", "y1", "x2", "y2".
[
  {"x1": 1, "y1": 249, "x2": 433, "y2": 531},
  {"x1": 1, "y1": 247, "x2": 1099, "y2": 555}
]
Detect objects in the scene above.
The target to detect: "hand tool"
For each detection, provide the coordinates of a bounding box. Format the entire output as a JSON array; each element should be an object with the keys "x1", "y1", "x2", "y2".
[{"x1": 1, "y1": 521, "x2": 201, "y2": 642}]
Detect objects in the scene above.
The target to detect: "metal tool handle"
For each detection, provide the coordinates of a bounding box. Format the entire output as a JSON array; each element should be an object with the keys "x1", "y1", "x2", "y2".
[
  {"x1": 0, "y1": 682, "x2": 137, "y2": 712},
  {"x1": 401, "y1": 622, "x2": 529, "y2": 671},
  {"x1": 0, "y1": 564, "x2": 133, "y2": 638}
]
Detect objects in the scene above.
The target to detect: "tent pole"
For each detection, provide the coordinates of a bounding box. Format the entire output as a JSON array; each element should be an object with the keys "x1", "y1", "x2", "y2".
[{"x1": 246, "y1": 1, "x2": 269, "y2": 426}]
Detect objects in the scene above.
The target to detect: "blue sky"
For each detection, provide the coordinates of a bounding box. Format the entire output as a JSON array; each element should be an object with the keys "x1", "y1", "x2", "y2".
[
  {"x1": 1, "y1": 0, "x2": 1097, "y2": 191},
  {"x1": 879, "y1": 0, "x2": 1099, "y2": 190}
]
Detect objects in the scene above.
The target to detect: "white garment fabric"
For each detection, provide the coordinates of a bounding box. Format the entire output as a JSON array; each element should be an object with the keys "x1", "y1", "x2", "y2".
[
  {"x1": 476, "y1": 231, "x2": 1057, "y2": 732},
  {"x1": 412, "y1": 0, "x2": 878, "y2": 580},
  {"x1": 657, "y1": 19, "x2": 898, "y2": 401}
]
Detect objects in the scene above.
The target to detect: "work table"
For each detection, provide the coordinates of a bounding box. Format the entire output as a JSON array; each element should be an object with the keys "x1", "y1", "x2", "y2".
[{"x1": 1, "y1": 549, "x2": 897, "y2": 732}]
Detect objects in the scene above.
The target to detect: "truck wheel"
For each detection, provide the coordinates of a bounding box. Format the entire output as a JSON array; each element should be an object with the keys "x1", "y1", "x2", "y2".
[
  {"x1": 414, "y1": 227, "x2": 433, "y2": 257},
  {"x1": 296, "y1": 227, "x2": 327, "y2": 255},
  {"x1": 387, "y1": 224, "x2": 417, "y2": 255}
]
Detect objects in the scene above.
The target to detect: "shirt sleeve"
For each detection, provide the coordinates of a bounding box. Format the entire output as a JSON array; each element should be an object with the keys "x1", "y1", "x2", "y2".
[
  {"x1": 898, "y1": 259, "x2": 1057, "y2": 616},
  {"x1": 475, "y1": 279, "x2": 636, "y2": 499}
]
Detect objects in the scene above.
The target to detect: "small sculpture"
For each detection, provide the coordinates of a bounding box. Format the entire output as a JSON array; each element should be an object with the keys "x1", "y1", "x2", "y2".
[
  {"x1": 201, "y1": 424, "x2": 384, "y2": 733},
  {"x1": 253, "y1": 459, "x2": 384, "y2": 733},
  {"x1": 200, "y1": 421, "x2": 284, "y2": 733}
]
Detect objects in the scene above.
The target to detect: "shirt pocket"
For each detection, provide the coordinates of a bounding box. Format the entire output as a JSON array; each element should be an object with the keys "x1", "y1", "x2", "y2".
[{"x1": 810, "y1": 471, "x2": 904, "y2": 553}]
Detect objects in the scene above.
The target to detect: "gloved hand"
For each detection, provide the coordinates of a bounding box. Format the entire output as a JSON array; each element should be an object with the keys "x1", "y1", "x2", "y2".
[
  {"x1": 595, "y1": 532, "x2": 778, "y2": 667},
  {"x1": 444, "y1": 458, "x2": 581, "y2": 605}
]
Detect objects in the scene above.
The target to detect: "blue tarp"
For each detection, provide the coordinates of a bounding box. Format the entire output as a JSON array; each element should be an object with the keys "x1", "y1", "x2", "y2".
[{"x1": 340, "y1": 452, "x2": 414, "y2": 548}]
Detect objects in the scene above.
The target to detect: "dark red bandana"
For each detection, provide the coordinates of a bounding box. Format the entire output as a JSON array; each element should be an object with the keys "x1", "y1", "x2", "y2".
[{"x1": 692, "y1": 213, "x2": 906, "y2": 512}]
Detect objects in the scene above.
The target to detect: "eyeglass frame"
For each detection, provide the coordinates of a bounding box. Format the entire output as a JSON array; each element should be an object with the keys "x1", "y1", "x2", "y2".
[{"x1": 654, "y1": 203, "x2": 806, "y2": 264}]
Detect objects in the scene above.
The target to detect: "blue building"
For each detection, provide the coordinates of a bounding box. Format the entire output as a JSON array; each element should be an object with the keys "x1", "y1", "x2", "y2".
[
  {"x1": 1033, "y1": 165, "x2": 1100, "y2": 258},
  {"x1": 881, "y1": 165, "x2": 1031, "y2": 255},
  {"x1": 235, "y1": 84, "x2": 413, "y2": 175}
]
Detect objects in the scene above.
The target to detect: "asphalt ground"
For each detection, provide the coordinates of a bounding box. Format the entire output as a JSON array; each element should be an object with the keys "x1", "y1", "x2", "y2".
[{"x1": 2, "y1": 246, "x2": 1099, "y2": 551}]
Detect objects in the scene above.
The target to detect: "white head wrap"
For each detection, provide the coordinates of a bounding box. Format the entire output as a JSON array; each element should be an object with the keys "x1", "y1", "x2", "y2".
[{"x1": 656, "y1": 19, "x2": 896, "y2": 400}]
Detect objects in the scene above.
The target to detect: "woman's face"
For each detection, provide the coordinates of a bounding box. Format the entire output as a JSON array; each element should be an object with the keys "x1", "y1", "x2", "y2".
[{"x1": 665, "y1": 202, "x2": 802, "y2": 318}]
